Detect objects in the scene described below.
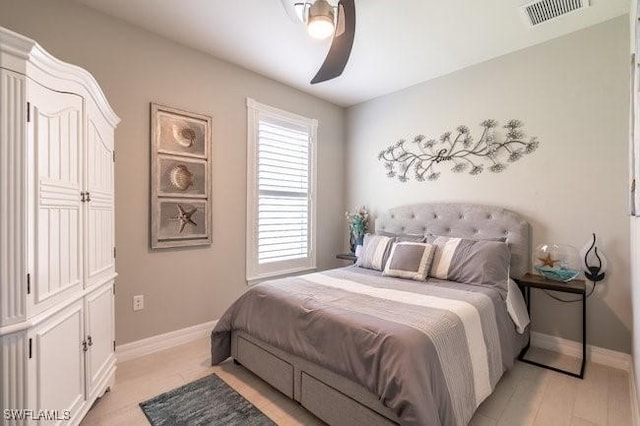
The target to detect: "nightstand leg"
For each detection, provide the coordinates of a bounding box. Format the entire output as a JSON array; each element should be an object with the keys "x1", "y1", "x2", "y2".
[
  {"x1": 580, "y1": 291, "x2": 586, "y2": 379},
  {"x1": 518, "y1": 285, "x2": 585, "y2": 379}
]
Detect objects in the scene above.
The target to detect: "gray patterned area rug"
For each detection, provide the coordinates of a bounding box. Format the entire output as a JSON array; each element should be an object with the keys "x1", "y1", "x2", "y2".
[{"x1": 139, "y1": 374, "x2": 275, "y2": 425}]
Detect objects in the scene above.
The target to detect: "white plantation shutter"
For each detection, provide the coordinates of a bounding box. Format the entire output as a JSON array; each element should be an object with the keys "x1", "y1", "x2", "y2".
[
  {"x1": 258, "y1": 120, "x2": 309, "y2": 263},
  {"x1": 247, "y1": 99, "x2": 317, "y2": 282}
]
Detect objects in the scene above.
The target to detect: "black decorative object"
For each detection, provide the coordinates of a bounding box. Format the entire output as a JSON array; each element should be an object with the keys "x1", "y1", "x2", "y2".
[
  {"x1": 581, "y1": 233, "x2": 607, "y2": 284},
  {"x1": 378, "y1": 119, "x2": 539, "y2": 182}
]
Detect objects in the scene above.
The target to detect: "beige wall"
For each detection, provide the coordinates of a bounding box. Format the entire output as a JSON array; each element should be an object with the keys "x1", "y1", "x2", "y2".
[
  {"x1": 629, "y1": 0, "x2": 640, "y2": 406},
  {"x1": 0, "y1": 0, "x2": 631, "y2": 354},
  {"x1": 0, "y1": 0, "x2": 346, "y2": 345},
  {"x1": 346, "y1": 17, "x2": 632, "y2": 353}
]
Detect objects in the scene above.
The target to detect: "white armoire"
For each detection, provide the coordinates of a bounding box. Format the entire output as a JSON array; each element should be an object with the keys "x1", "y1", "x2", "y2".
[{"x1": 0, "y1": 27, "x2": 119, "y2": 425}]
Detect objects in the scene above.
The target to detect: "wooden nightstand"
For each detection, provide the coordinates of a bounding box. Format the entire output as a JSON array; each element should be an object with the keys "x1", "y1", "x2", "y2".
[
  {"x1": 336, "y1": 253, "x2": 357, "y2": 263},
  {"x1": 516, "y1": 272, "x2": 587, "y2": 379}
]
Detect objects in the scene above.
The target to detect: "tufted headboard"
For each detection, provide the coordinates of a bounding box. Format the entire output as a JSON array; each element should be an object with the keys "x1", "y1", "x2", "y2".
[{"x1": 375, "y1": 203, "x2": 531, "y2": 279}]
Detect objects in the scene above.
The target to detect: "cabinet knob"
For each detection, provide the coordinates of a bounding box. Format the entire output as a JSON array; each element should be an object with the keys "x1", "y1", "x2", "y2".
[
  {"x1": 82, "y1": 341, "x2": 88, "y2": 352},
  {"x1": 87, "y1": 335, "x2": 93, "y2": 346}
]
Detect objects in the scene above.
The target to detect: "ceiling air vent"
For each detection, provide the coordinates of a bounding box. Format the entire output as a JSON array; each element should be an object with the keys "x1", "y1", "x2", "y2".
[{"x1": 521, "y1": 0, "x2": 589, "y2": 27}]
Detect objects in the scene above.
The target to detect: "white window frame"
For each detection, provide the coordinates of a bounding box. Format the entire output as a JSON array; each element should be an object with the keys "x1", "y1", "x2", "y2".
[{"x1": 246, "y1": 98, "x2": 317, "y2": 283}]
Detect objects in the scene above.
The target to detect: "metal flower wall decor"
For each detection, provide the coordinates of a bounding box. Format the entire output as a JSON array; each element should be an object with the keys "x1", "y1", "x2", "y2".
[{"x1": 377, "y1": 119, "x2": 539, "y2": 183}]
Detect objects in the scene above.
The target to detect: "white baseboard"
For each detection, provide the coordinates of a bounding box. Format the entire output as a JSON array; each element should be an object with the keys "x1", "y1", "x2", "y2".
[
  {"x1": 530, "y1": 331, "x2": 631, "y2": 371},
  {"x1": 513, "y1": 330, "x2": 640, "y2": 424},
  {"x1": 116, "y1": 320, "x2": 218, "y2": 363},
  {"x1": 530, "y1": 331, "x2": 640, "y2": 425}
]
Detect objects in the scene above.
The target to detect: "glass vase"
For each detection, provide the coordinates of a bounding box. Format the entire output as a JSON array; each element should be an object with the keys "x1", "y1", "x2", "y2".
[
  {"x1": 533, "y1": 243, "x2": 580, "y2": 282},
  {"x1": 349, "y1": 232, "x2": 364, "y2": 254}
]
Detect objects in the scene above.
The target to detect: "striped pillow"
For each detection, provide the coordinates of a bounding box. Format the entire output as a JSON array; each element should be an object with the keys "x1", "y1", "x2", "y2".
[
  {"x1": 428, "y1": 235, "x2": 510, "y2": 291},
  {"x1": 356, "y1": 234, "x2": 393, "y2": 271},
  {"x1": 383, "y1": 242, "x2": 435, "y2": 281}
]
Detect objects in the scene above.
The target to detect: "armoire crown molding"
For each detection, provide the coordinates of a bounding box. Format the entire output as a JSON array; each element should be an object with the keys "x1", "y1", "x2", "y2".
[{"x1": 0, "y1": 26, "x2": 120, "y2": 127}]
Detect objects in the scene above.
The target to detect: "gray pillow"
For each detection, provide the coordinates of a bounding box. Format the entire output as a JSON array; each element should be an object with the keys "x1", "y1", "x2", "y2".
[
  {"x1": 383, "y1": 242, "x2": 436, "y2": 281},
  {"x1": 356, "y1": 234, "x2": 393, "y2": 271},
  {"x1": 377, "y1": 231, "x2": 426, "y2": 243},
  {"x1": 428, "y1": 235, "x2": 510, "y2": 291}
]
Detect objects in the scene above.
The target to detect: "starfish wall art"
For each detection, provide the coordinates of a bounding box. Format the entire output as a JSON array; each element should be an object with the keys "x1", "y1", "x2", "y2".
[
  {"x1": 378, "y1": 119, "x2": 539, "y2": 183},
  {"x1": 151, "y1": 103, "x2": 212, "y2": 248},
  {"x1": 173, "y1": 204, "x2": 198, "y2": 233}
]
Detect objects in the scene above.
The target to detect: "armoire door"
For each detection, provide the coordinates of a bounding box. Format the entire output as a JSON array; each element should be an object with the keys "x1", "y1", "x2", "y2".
[
  {"x1": 84, "y1": 281, "x2": 115, "y2": 396},
  {"x1": 27, "y1": 80, "x2": 84, "y2": 316},
  {"x1": 28, "y1": 301, "x2": 85, "y2": 424},
  {"x1": 84, "y1": 101, "x2": 115, "y2": 289}
]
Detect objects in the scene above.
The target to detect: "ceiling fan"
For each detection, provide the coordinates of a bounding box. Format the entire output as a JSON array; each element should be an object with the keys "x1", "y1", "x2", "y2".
[{"x1": 281, "y1": 0, "x2": 356, "y2": 84}]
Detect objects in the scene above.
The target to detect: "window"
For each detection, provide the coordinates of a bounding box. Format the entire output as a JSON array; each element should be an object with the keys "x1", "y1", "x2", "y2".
[{"x1": 246, "y1": 98, "x2": 317, "y2": 282}]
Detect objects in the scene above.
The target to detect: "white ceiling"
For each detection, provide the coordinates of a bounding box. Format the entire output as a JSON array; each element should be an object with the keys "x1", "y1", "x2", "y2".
[{"x1": 74, "y1": 0, "x2": 629, "y2": 107}]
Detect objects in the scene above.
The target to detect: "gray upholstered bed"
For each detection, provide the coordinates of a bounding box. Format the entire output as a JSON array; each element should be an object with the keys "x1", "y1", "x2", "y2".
[{"x1": 211, "y1": 203, "x2": 531, "y2": 426}]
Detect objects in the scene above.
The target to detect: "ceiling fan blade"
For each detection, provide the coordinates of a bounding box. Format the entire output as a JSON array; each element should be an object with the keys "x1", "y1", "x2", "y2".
[
  {"x1": 335, "y1": 3, "x2": 346, "y2": 36},
  {"x1": 310, "y1": 0, "x2": 355, "y2": 84}
]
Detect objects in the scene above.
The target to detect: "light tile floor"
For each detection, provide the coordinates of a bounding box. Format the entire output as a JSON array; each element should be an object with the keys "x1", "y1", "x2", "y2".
[{"x1": 80, "y1": 337, "x2": 632, "y2": 426}]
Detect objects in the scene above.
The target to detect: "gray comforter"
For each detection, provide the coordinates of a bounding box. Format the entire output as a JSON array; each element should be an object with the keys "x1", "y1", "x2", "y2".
[{"x1": 211, "y1": 267, "x2": 525, "y2": 426}]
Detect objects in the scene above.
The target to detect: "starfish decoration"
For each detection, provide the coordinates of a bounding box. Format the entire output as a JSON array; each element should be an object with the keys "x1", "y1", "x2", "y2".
[
  {"x1": 537, "y1": 253, "x2": 557, "y2": 268},
  {"x1": 172, "y1": 204, "x2": 198, "y2": 233}
]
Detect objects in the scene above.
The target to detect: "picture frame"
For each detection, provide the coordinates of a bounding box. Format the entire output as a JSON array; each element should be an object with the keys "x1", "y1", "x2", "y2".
[
  {"x1": 157, "y1": 199, "x2": 210, "y2": 241},
  {"x1": 151, "y1": 103, "x2": 213, "y2": 248}
]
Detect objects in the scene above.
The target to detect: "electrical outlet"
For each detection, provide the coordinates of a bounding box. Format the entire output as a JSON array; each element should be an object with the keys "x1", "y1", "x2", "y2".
[{"x1": 133, "y1": 295, "x2": 144, "y2": 311}]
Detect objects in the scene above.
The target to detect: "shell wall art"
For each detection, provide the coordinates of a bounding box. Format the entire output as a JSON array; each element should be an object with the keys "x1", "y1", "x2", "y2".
[
  {"x1": 169, "y1": 165, "x2": 194, "y2": 190},
  {"x1": 158, "y1": 158, "x2": 206, "y2": 196},
  {"x1": 151, "y1": 103, "x2": 213, "y2": 249},
  {"x1": 378, "y1": 119, "x2": 540, "y2": 183}
]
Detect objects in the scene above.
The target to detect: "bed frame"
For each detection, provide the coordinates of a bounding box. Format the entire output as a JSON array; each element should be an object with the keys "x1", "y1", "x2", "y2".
[{"x1": 231, "y1": 203, "x2": 531, "y2": 426}]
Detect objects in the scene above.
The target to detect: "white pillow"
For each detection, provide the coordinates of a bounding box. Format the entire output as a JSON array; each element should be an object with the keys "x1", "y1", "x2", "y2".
[
  {"x1": 383, "y1": 242, "x2": 436, "y2": 281},
  {"x1": 506, "y1": 278, "x2": 530, "y2": 334}
]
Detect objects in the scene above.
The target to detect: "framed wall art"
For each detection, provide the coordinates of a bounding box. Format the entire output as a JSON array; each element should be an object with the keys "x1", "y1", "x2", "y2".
[{"x1": 151, "y1": 103, "x2": 212, "y2": 248}]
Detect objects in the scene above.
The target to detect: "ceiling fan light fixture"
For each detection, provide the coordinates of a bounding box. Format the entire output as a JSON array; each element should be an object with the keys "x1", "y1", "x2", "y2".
[{"x1": 307, "y1": 0, "x2": 335, "y2": 39}]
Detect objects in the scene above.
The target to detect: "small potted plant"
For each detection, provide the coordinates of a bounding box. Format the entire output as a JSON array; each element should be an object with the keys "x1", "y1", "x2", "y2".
[{"x1": 345, "y1": 206, "x2": 369, "y2": 254}]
